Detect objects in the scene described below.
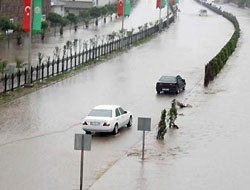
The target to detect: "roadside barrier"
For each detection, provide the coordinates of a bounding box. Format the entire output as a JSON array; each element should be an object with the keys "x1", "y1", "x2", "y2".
[{"x1": 195, "y1": 0, "x2": 240, "y2": 87}]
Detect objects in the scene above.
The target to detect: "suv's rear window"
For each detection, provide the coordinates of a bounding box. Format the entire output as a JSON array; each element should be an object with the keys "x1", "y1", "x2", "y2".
[{"x1": 88, "y1": 109, "x2": 112, "y2": 117}]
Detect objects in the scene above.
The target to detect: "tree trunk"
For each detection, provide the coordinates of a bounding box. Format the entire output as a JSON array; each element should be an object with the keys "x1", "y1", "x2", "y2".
[{"x1": 60, "y1": 27, "x2": 63, "y2": 36}]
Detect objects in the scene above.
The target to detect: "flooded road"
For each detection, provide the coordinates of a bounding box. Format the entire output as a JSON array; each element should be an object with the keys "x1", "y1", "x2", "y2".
[
  {"x1": 90, "y1": 2, "x2": 250, "y2": 190},
  {"x1": 0, "y1": 0, "x2": 235, "y2": 189}
]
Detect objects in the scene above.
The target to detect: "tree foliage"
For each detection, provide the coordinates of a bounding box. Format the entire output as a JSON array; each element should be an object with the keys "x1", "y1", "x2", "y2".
[
  {"x1": 15, "y1": 57, "x2": 23, "y2": 70},
  {"x1": 0, "y1": 16, "x2": 15, "y2": 32},
  {"x1": 67, "y1": 13, "x2": 78, "y2": 24},
  {"x1": 0, "y1": 60, "x2": 9, "y2": 75},
  {"x1": 157, "y1": 109, "x2": 167, "y2": 140},
  {"x1": 47, "y1": 12, "x2": 62, "y2": 25}
]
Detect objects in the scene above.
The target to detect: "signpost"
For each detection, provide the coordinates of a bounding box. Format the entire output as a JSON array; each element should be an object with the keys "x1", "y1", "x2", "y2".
[
  {"x1": 138, "y1": 117, "x2": 151, "y2": 160},
  {"x1": 74, "y1": 134, "x2": 92, "y2": 190}
]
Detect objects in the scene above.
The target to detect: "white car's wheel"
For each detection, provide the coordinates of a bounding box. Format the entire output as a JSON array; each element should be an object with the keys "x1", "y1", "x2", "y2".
[{"x1": 113, "y1": 124, "x2": 118, "y2": 135}]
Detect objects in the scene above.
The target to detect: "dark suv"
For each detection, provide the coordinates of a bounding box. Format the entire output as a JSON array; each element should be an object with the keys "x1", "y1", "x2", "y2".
[{"x1": 156, "y1": 75, "x2": 186, "y2": 94}]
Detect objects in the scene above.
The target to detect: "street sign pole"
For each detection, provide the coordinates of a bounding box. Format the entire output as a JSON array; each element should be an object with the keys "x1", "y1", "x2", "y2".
[
  {"x1": 74, "y1": 134, "x2": 91, "y2": 190},
  {"x1": 142, "y1": 130, "x2": 145, "y2": 160},
  {"x1": 138, "y1": 117, "x2": 151, "y2": 161},
  {"x1": 80, "y1": 136, "x2": 84, "y2": 190}
]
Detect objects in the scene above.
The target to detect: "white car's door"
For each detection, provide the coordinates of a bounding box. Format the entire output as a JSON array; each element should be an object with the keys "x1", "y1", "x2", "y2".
[
  {"x1": 118, "y1": 107, "x2": 129, "y2": 127},
  {"x1": 115, "y1": 108, "x2": 123, "y2": 128}
]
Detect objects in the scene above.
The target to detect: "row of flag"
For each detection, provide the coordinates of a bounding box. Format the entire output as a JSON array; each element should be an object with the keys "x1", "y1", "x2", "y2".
[
  {"x1": 22, "y1": 0, "x2": 180, "y2": 34},
  {"x1": 117, "y1": 0, "x2": 131, "y2": 17},
  {"x1": 117, "y1": 0, "x2": 179, "y2": 18},
  {"x1": 157, "y1": 0, "x2": 179, "y2": 9}
]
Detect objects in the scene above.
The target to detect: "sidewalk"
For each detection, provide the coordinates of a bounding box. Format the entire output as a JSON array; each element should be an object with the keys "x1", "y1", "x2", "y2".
[{"x1": 89, "y1": 4, "x2": 250, "y2": 190}]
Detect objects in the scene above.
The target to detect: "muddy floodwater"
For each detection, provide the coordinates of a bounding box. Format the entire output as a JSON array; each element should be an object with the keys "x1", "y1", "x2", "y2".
[{"x1": 1, "y1": 0, "x2": 248, "y2": 190}]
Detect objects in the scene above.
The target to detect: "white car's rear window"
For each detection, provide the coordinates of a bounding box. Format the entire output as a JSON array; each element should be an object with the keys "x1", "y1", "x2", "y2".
[{"x1": 88, "y1": 109, "x2": 112, "y2": 117}]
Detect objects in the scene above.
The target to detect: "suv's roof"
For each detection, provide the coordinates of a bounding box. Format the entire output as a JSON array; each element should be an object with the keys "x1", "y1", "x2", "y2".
[{"x1": 93, "y1": 105, "x2": 120, "y2": 110}]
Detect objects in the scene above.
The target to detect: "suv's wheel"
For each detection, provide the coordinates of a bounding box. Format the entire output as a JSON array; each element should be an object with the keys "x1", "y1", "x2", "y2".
[
  {"x1": 157, "y1": 90, "x2": 160, "y2": 94},
  {"x1": 127, "y1": 116, "x2": 132, "y2": 127},
  {"x1": 113, "y1": 124, "x2": 118, "y2": 135}
]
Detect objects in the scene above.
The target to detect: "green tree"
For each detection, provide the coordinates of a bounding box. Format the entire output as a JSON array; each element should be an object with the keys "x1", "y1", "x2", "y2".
[
  {"x1": 41, "y1": 21, "x2": 49, "y2": 40},
  {"x1": 67, "y1": 13, "x2": 78, "y2": 31},
  {"x1": 80, "y1": 10, "x2": 90, "y2": 20},
  {"x1": 105, "y1": 3, "x2": 117, "y2": 14},
  {"x1": 15, "y1": 57, "x2": 23, "y2": 70},
  {"x1": 167, "y1": 99, "x2": 178, "y2": 129},
  {"x1": 0, "y1": 60, "x2": 9, "y2": 76},
  {"x1": 100, "y1": 6, "x2": 108, "y2": 16},
  {"x1": 47, "y1": 12, "x2": 62, "y2": 25},
  {"x1": 89, "y1": 7, "x2": 101, "y2": 18},
  {"x1": 15, "y1": 23, "x2": 23, "y2": 45},
  {"x1": 157, "y1": 109, "x2": 167, "y2": 140},
  {"x1": 0, "y1": 16, "x2": 15, "y2": 48},
  {"x1": 80, "y1": 10, "x2": 90, "y2": 28},
  {"x1": 47, "y1": 12, "x2": 62, "y2": 36},
  {"x1": 59, "y1": 17, "x2": 68, "y2": 35},
  {"x1": 0, "y1": 16, "x2": 15, "y2": 32}
]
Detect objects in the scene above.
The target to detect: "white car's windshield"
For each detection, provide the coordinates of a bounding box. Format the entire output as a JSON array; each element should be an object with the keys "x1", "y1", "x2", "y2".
[{"x1": 88, "y1": 109, "x2": 112, "y2": 117}]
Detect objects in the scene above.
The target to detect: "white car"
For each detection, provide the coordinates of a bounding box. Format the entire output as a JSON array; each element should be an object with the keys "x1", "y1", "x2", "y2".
[
  {"x1": 199, "y1": 9, "x2": 208, "y2": 16},
  {"x1": 82, "y1": 105, "x2": 133, "y2": 135}
]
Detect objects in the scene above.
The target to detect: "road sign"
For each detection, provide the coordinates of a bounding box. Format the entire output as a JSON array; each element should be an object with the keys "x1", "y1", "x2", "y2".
[
  {"x1": 74, "y1": 134, "x2": 92, "y2": 190},
  {"x1": 138, "y1": 117, "x2": 151, "y2": 131},
  {"x1": 138, "y1": 117, "x2": 151, "y2": 160},
  {"x1": 74, "y1": 134, "x2": 91, "y2": 151}
]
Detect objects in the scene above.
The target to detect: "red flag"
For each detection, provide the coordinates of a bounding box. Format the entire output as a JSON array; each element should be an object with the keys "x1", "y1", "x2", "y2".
[
  {"x1": 117, "y1": 0, "x2": 123, "y2": 17},
  {"x1": 156, "y1": 0, "x2": 161, "y2": 8},
  {"x1": 23, "y1": 0, "x2": 31, "y2": 33}
]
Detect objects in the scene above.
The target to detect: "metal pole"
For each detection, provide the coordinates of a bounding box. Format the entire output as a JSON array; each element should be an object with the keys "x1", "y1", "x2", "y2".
[
  {"x1": 27, "y1": 0, "x2": 32, "y2": 85},
  {"x1": 142, "y1": 130, "x2": 145, "y2": 160},
  {"x1": 80, "y1": 136, "x2": 84, "y2": 190},
  {"x1": 121, "y1": 11, "x2": 125, "y2": 49},
  {"x1": 159, "y1": 8, "x2": 161, "y2": 21},
  {"x1": 159, "y1": 8, "x2": 162, "y2": 31},
  {"x1": 121, "y1": 14, "x2": 124, "y2": 32}
]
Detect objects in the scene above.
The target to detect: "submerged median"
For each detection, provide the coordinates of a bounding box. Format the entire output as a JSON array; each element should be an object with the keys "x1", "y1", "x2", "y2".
[{"x1": 195, "y1": 0, "x2": 240, "y2": 87}]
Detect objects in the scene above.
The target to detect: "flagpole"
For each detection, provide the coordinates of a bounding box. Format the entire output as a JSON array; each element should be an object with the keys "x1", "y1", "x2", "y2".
[
  {"x1": 27, "y1": 0, "x2": 32, "y2": 85},
  {"x1": 121, "y1": 2, "x2": 125, "y2": 49},
  {"x1": 159, "y1": 8, "x2": 161, "y2": 21},
  {"x1": 122, "y1": 12, "x2": 124, "y2": 32},
  {"x1": 159, "y1": 8, "x2": 162, "y2": 30}
]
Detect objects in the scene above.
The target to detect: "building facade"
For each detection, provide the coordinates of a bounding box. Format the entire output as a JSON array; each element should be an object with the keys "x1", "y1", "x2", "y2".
[
  {"x1": 0, "y1": 0, "x2": 51, "y2": 23},
  {"x1": 62, "y1": 0, "x2": 93, "y2": 16}
]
